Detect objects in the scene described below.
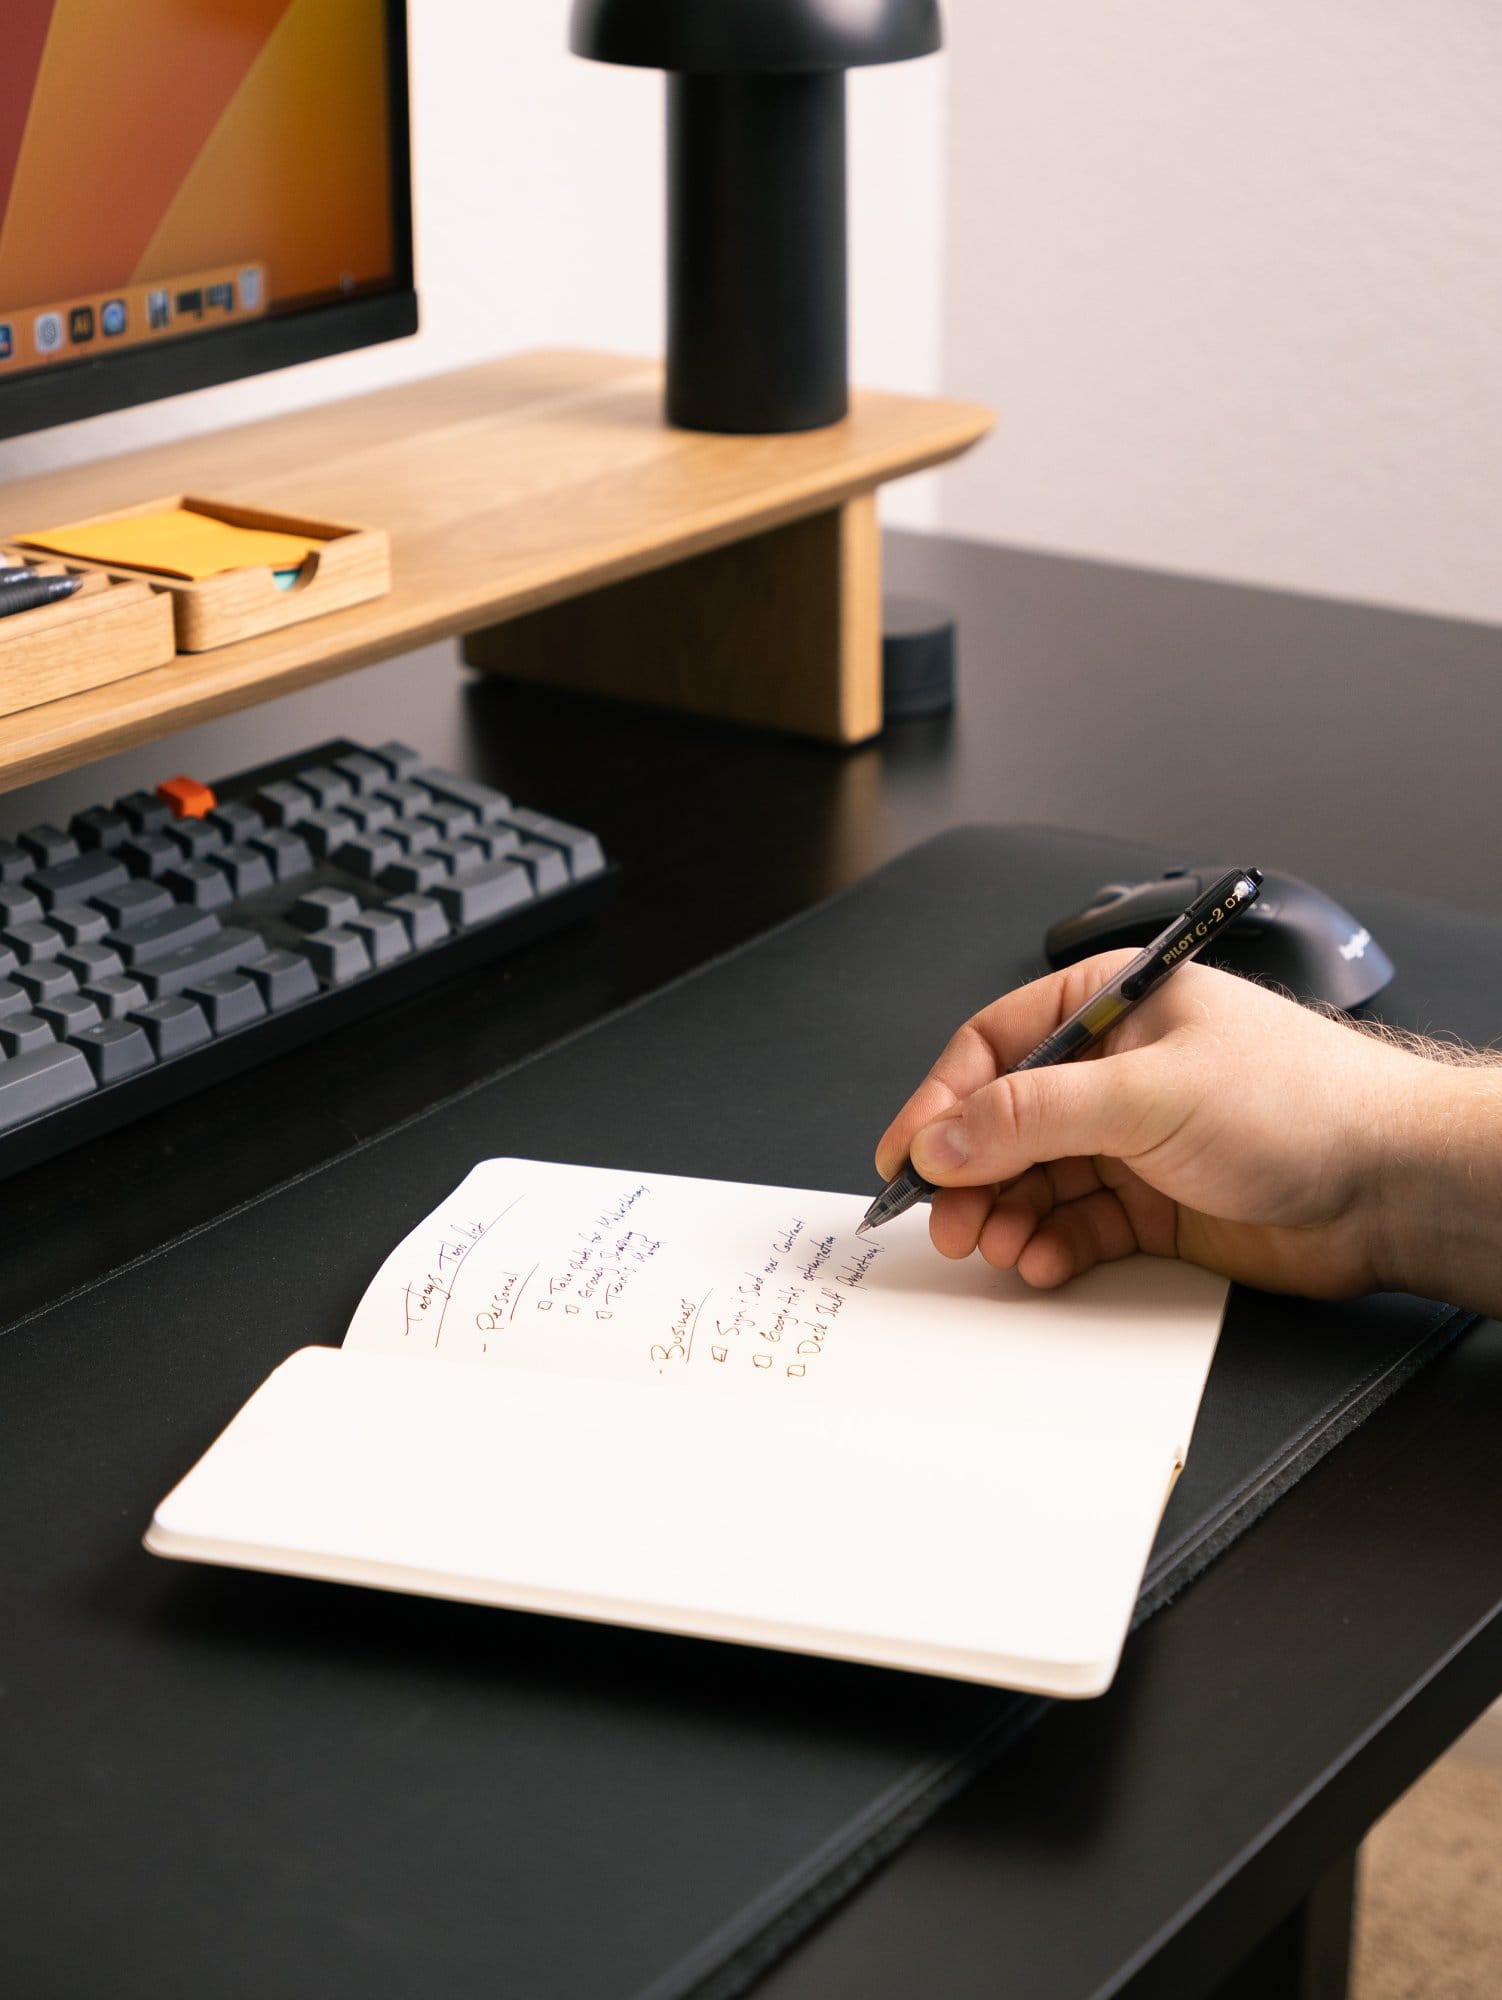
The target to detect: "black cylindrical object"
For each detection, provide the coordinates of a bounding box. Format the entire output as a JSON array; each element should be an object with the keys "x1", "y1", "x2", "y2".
[
  {"x1": 570, "y1": 0, "x2": 943, "y2": 437},
  {"x1": 667, "y1": 72, "x2": 847, "y2": 434},
  {"x1": 881, "y1": 594, "x2": 957, "y2": 720}
]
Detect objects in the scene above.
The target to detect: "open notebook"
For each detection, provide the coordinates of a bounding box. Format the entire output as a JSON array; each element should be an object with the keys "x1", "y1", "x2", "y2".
[{"x1": 146, "y1": 1159, "x2": 1228, "y2": 1697}]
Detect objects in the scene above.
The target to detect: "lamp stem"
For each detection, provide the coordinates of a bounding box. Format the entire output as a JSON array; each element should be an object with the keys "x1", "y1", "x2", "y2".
[{"x1": 666, "y1": 70, "x2": 848, "y2": 434}]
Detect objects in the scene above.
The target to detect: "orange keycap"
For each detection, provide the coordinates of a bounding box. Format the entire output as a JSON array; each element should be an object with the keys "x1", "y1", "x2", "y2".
[{"x1": 155, "y1": 775, "x2": 217, "y2": 819}]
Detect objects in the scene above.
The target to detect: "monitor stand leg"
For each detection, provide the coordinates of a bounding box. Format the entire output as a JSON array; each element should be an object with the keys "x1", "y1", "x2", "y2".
[{"x1": 461, "y1": 495, "x2": 882, "y2": 745}]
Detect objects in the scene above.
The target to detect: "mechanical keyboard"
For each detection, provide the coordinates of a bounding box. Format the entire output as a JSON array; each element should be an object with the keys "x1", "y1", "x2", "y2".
[{"x1": 0, "y1": 738, "x2": 612, "y2": 1175}]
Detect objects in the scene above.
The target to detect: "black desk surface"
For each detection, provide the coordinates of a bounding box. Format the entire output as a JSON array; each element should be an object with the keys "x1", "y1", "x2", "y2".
[{"x1": 5, "y1": 532, "x2": 1502, "y2": 1998}]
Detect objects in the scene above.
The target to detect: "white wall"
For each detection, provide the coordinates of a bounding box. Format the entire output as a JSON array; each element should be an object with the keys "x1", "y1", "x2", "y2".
[
  {"x1": 938, "y1": 0, "x2": 1502, "y2": 624},
  {"x1": 1, "y1": 3, "x2": 947, "y2": 527}
]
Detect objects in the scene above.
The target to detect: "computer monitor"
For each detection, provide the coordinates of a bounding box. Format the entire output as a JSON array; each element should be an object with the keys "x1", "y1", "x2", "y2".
[{"x1": 0, "y1": 0, "x2": 416, "y2": 441}]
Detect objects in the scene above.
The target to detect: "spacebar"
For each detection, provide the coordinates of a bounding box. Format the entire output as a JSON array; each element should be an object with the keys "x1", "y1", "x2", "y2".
[{"x1": 139, "y1": 928, "x2": 266, "y2": 999}]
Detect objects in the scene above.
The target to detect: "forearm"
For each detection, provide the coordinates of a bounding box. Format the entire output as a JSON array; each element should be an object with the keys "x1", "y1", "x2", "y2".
[{"x1": 1376, "y1": 1060, "x2": 1502, "y2": 1317}]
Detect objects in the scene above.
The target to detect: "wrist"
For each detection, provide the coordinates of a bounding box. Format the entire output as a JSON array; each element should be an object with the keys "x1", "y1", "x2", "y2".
[{"x1": 1372, "y1": 1057, "x2": 1502, "y2": 1314}]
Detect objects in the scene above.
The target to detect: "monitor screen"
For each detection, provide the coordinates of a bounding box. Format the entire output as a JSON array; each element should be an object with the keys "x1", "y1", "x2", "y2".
[{"x1": 0, "y1": 0, "x2": 415, "y2": 439}]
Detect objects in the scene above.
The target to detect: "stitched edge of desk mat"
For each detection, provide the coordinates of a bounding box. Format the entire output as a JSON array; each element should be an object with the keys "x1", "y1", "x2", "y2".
[{"x1": 7, "y1": 822, "x2": 1481, "y2": 2000}]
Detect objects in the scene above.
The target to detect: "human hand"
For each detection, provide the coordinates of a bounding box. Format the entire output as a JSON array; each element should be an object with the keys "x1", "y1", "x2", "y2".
[{"x1": 875, "y1": 954, "x2": 1486, "y2": 1303}]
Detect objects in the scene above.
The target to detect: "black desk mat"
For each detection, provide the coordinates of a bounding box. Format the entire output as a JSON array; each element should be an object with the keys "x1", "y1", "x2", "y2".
[{"x1": 1, "y1": 825, "x2": 1485, "y2": 2000}]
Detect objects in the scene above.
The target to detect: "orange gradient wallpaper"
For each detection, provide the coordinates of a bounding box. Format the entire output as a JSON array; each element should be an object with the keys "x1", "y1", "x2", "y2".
[{"x1": 0, "y1": 0, "x2": 398, "y2": 366}]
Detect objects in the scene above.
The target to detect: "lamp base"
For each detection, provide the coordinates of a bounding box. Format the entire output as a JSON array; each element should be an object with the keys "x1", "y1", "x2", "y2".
[{"x1": 666, "y1": 71, "x2": 848, "y2": 435}]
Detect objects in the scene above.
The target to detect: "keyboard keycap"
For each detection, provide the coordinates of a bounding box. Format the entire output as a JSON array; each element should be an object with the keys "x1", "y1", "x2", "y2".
[
  {"x1": 49, "y1": 904, "x2": 111, "y2": 947},
  {"x1": 390, "y1": 826, "x2": 441, "y2": 856},
  {"x1": 0, "y1": 944, "x2": 16, "y2": 982},
  {"x1": 0, "y1": 839, "x2": 31, "y2": 884},
  {"x1": 472, "y1": 828, "x2": 522, "y2": 863},
  {"x1": 0, "y1": 1011, "x2": 56, "y2": 1055},
  {"x1": 378, "y1": 853, "x2": 448, "y2": 895},
  {"x1": 115, "y1": 791, "x2": 173, "y2": 836},
  {"x1": 208, "y1": 802, "x2": 264, "y2": 842},
  {"x1": 83, "y1": 975, "x2": 149, "y2": 1020},
  {"x1": 187, "y1": 973, "x2": 267, "y2": 1034},
  {"x1": 343, "y1": 799, "x2": 396, "y2": 837},
  {"x1": 384, "y1": 893, "x2": 449, "y2": 950},
  {"x1": 301, "y1": 809, "x2": 359, "y2": 859},
  {"x1": 368, "y1": 741, "x2": 422, "y2": 778},
  {"x1": 19, "y1": 825, "x2": 77, "y2": 868},
  {"x1": 91, "y1": 881, "x2": 174, "y2": 928},
  {"x1": 510, "y1": 840, "x2": 570, "y2": 895},
  {"x1": 433, "y1": 859, "x2": 534, "y2": 928},
  {"x1": 70, "y1": 806, "x2": 131, "y2": 852},
  {"x1": 4, "y1": 921, "x2": 64, "y2": 965},
  {"x1": 346, "y1": 909, "x2": 411, "y2": 966},
  {"x1": 15, "y1": 961, "x2": 78, "y2": 1006},
  {"x1": 244, "y1": 950, "x2": 318, "y2": 1011},
  {"x1": 289, "y1": 887, "x2": 361, "y2": 932},
  {"x1": 334, "y1": 832, "x2": 402, "y2": 881},
  {"x1": 39, "y1": 992, "x2": 102, "y2": 1038},
  {"x1": 212, "y1": 843, "x2": 274, "y2": 898},
  {"x1": 249, "y1": 830, "x2": 314, "y2": 882},
  {"x1": 59, "y1": 943, "x2": 124, "y2": 986},
  {"x1": 110, "y1": 906, "x2": 221, "y2": 968},
  {"x1": 164, "y1": 861, "x2": 233, "y2": 910},
  {"x1": 70, "y1": 1019, "x2": 156, "y2": 1083},
  {"x1": 426, "y1": 837, "x2": 489, "y2": 878},
  {"x1": 0, "y1": 1041, "x2": 95, "y2": 1130},
  {"x1": 498, "y1": 809, "x2": 606, "y2": 881},
  {"x1": 0, "y1": 886, "x2": 43, "y2": 929},
  {"x1": 164, "y1": 819, "x2": 225, "y2": 862},
  {"x1": 332, "y1": 752, "x2": 389, "y2": 795},
  {"x1": 130, "y1": 996, "x2": 212, "y2": 1057},
  {"x1": 155, "y1": 776, "x2": 216, "y2": 819},
  {"x1": 373, "y1": 781, "x2": 430, "y2": 820},
  {"x1": 417, "y1": 800, "x2": 478, "y2": 841},
  {"x1": 254, "y1": 780, "x2": 314, "y2": 828},
  {"x1": 295, "y1": 766, "x2": 353, "y2": 811},
  {"x1": 302, "y1": 927, "x2": 371, "y2": 985},
  {"x1": 0, "y1": 979, "x2": 30, "y2": 1018},
  {"x1": 28, "y1": 852, "x2": 130, "y2": 912},
  {"x1": 118, "y1": 832, "x2": 179, "y2": 879},
  {"x1": 416, "y1": 770, "x2": 513, "y2": 824},
  {"x1": 137, "y1": 928, "x2": 265, "y2": 999}
]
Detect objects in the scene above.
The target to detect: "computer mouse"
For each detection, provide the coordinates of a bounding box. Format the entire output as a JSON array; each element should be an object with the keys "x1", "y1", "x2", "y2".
[{"x1": 1045, "y1": 865, "x2": 1394, "y2": 1010}]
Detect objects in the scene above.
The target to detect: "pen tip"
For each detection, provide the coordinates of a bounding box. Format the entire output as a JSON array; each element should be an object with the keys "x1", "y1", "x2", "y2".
[{"x1": 856, "y1": 1220, "x2": 871, "y2": 1236}]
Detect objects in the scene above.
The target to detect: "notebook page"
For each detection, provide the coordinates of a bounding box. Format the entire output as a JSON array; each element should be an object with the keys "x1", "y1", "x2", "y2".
[
  {"x1": 343, "y1": 1160, "x2": 1227, "y2": 1454},
  {"x1": 153, "y1": 1161, "x2": 1229, "y2": 1690}
]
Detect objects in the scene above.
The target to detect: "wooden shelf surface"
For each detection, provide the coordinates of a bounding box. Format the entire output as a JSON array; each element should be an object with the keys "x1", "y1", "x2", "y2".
[{"x1": 0, "y1": 350, "x2": 992, "y2": 791}]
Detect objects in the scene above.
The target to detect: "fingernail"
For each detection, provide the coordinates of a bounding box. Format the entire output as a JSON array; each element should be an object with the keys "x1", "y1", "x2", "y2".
[{"x1": 914, "y1": 1118, "x2": 968, "y2": 1173}]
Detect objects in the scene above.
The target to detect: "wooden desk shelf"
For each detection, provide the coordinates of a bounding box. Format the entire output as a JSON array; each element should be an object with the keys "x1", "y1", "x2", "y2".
[{"x1": 0, "y1": 350, "x2": 992, "y2": 794}]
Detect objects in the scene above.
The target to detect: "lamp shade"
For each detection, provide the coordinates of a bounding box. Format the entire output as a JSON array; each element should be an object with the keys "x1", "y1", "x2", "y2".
[{"x1": 570, "y1": 0, "x2": 942, "y2": 74}]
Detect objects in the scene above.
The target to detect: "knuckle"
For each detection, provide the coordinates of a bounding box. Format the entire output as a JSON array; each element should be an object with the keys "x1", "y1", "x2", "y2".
[{"x1": 974, "y1": 1075, "x2": 1030, "y2": 1159}]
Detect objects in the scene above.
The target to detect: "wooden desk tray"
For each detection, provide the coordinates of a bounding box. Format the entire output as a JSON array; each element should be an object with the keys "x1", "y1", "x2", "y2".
[
  {"x1": 0, "y1": 551, "x2": 175, "y2": 720},
  {"x1": 22, "y1": 496, "x2": 391, "y2": 654}
]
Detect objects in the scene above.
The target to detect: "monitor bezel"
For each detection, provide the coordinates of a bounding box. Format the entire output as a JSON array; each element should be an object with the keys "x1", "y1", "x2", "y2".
[{"x1": 0, "y1": 0, "x2": 418, "y2": 444}]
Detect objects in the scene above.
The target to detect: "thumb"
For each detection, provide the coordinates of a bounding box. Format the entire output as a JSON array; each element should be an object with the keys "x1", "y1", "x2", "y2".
[{"x1": 910, "y1": 1051, "x2": 1165, "y2": 1186}]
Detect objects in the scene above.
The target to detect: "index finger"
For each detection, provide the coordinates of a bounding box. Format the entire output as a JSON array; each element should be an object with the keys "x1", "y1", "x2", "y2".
[{"x1": 874, "y1": 951, "x2": 1139, "y2": 1179}]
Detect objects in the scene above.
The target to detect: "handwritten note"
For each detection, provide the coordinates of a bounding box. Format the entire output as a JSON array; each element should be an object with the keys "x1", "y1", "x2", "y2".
[{"x1": 343, "y1": 1160, "x2": 1227, "y2": 1446}]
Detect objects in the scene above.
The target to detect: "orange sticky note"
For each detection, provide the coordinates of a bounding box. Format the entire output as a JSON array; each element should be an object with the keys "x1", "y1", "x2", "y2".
[{"x1": 17, "y1": 509, "x2": 323, "y2": 581}]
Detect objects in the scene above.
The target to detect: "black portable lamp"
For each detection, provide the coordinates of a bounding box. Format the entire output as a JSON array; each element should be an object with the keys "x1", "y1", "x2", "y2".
[{"x1": 569, "y1": 0, "x2": 943, "y2": 435}]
